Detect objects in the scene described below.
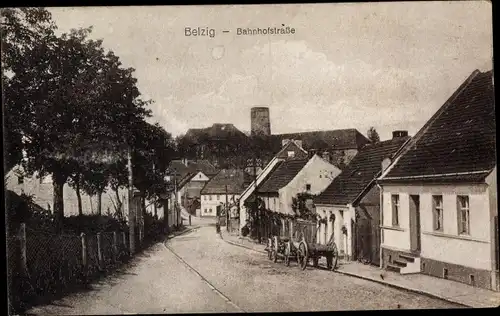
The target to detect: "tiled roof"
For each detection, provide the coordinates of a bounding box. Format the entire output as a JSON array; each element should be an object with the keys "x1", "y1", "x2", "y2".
[
  {"x1": 271, "y1": 128, "x2": 370, "y2": 150},
  {"x1": 201, "y1": 169, "x2": 252, "y2": 195},
  {"x1": 382, "y1": 70, "x2": 495, "y2": 182},
  {"x1": 168, "y1": 159, "x2": 218, "y2": 186},
  {"x1": 258, "y1": 158, "x2": 309, "y2": 193},
  {"x1": 315, "y1": 136, "x2": 410, "y2": 205}
]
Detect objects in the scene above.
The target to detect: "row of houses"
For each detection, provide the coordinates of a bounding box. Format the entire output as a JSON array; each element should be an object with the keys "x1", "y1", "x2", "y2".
[{"x1": 233, "y1": 69, "x2": 497, "y2": 292}]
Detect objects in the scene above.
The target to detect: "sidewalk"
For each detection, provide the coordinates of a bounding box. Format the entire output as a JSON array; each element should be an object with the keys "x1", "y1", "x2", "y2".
[
  {"x1": 220, "y1": 230, "x2": 500, "y2": 308},
  {"x1": 220, "y1": 230, "x2": 267, "y2": 254}
]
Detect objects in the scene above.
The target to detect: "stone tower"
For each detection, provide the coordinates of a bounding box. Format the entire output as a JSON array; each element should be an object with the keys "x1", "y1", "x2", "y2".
[{"x1": 250, "y1": 107, "x2": 271, "y2": 136}]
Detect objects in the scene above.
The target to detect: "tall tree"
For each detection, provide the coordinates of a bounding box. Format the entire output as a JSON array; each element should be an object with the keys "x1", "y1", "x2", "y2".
[
  {"x1": 367, "y1": 127, "x2": 380, "y2": 143},
  {"x1": 4, "y1": 20, "x2": 151, "y2": 227},
  {"x1": 1, "y1": 7, "x2": 56, "y2": 172}
]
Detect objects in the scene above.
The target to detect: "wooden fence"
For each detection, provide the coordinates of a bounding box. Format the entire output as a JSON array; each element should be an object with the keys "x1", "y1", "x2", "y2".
[{"x1": 7, "y1": 223, "x2": 130, "y2": 314}]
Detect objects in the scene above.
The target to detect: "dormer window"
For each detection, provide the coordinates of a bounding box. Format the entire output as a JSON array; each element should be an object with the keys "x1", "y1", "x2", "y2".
[{"x1": 287, "y1": 151, "x2": 295, "y2": 158}]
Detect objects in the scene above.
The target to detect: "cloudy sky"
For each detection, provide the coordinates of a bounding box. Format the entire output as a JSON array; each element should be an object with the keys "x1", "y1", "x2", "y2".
[{"x1": 48, "y1": 2, "x2": 492, "y2": 140}]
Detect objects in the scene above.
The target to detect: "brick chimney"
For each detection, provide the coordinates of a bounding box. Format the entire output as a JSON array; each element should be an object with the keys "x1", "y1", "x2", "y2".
[{"x1": 392, "y1": 130, "x2": 408, "y2": 139}]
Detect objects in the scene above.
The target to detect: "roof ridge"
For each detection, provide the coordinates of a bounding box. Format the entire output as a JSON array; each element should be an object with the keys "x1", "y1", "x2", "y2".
[{"x1": 379, "y1": 69, "x2": 481, "y2": 179}]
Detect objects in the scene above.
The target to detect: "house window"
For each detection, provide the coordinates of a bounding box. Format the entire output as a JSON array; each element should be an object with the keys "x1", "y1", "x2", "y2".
[
  {"x1": 204, "y1": 208, "x2": 207, "y2": 213},
  {"x1": 17, "y1": 176, "x2": 24, "y2": 184},
  {"x1": 204, "y1": 195, "x2": 207, "y2": 201},
  {"x1": 457, "y1": 196, "x2": 470, "y2": 235},
  {"x1": 391, "y1": 195, "x2": 400, "y2": 226},
  {"x1": 209, "y1": 195, "x2": 212, "y2": 201},
  {"x1": 306, "y1": 184, "x2": 311, "y2": 191},
  {"x1": 433, "y1": 195, "x2": 444, "y2": 232},
  {"x1": 287, "y1": 151, "x2": 295, "y2": 158},
  {"x1": 217, "y1": 195, "x2": 220, "y2": 201},
  {"x1": 209, "y1": 208, "x2": 212, "y2": 213}
]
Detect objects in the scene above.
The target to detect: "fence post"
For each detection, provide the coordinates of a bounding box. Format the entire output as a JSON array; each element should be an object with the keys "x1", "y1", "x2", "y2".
[
  {"x1": 81, "y1": 233, "x2": 87, "y2": 268},
  {"x1": 122, "y1": 231, "x2": 127, "y2": 256},
  {"x1": 19, "y1": 223, "x2": 28, "y2": 277},
  {"x1": 113, "y1": 232, "x2": 118, "y2": 262},
  {"x1": 97, "y1": 233, "x2": 103, "y2": 270}
]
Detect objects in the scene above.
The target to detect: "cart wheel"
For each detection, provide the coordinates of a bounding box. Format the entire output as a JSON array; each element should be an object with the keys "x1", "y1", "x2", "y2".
[
  {"x1": 267, "y1": 238, "x2": 273, "y2": 260},
  {"x1": 298, "y1": 241, "x2": 309, "y2": 270},
  {"x1": 284, "y1": 242, "x2": 291, "y2": 267}
]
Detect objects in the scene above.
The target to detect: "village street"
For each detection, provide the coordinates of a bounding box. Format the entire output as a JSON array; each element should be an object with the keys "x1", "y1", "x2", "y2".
[{"x1": 26, "y1": 217, "x2": 461, "y2": 314}]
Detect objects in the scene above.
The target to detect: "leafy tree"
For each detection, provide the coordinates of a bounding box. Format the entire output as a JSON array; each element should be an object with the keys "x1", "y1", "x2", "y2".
[
  {"x1": 4, "y1": 19, "x2": 151, "y2": 227},
  {"x1": 1, "y1": 8, "x2": 56, "y2": 172},
  {"x1": 367, "y1": 126, "x2": 380, "y2": 143}
]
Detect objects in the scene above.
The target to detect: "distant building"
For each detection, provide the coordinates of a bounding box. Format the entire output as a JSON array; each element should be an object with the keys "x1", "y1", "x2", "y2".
[
  {"x1": 5, "y1": 165, "x2": 129, "y2": 217},
  {"x1": 377, "y1": 69, "x2": 498, "y2": 292},
  {"x1": 200, "y1": 169, "x2": 252, "y2": 217},
  {"x1": 270, "y1": 128, "x2": 371, "y2": 168},
  {"x1": 166, "y1": 159, "x2": 218, "y2": 215},
  {"x1": 238, "y1": 140, "x2": 341, "y2": 232}
]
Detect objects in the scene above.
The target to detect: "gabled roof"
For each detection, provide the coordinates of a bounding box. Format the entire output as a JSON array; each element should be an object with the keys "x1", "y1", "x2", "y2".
[
  {"x1": 274, "y1": 140, "x2": 309, "y2": 160},
  {"x1": 271, "y1": 128, "x2": 370, "y2": 151},
  {"x1": 381, "y1": 69, "x2": 495, "y2": 183},
  {"x1": 201, "y1": 169, "x2": 252, "y2": 195},
  {"x1": 315, "y1": 136, "x2": 410, "y2": 205},
  {"x1": 168, "y1": 159, "x2": 218, "y2": 187},
  {"x1": 258, "y1": 158, "x2": 309, "y2": 193}
]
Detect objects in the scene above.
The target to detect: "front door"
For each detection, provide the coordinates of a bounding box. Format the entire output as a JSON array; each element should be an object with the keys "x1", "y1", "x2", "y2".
[{"x1": 409, "y1": 195, "x2": 421, "y2": 253}]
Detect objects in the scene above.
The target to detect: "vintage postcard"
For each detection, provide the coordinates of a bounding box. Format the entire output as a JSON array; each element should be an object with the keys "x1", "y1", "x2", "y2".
[{"x1": 3, "y1": 2, "x2": 498, "y2": 314}]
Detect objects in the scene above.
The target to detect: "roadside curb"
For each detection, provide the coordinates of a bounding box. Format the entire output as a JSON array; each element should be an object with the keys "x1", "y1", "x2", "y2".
[
  {"x1": 164, "y1": 225, "x2": 199, "y2": 242},
  {"x1": 333, "y1": 269, "x2": 472, "y2": 308},
  {"x1": 220, "y1": 234, "x2": 267, "y2": 255}
]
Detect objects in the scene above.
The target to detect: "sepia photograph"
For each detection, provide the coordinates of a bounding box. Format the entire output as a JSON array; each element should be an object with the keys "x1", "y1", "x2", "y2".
[{"x1": 2, "y1": 1, "x2": 498, "y2": 314}]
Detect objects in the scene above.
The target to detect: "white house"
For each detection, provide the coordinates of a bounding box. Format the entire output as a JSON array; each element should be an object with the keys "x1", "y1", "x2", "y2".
[
  {"x1": 314, "y1": 131, "x2": 410, "y2": 263},
  {"x1": 238, "y1": 139, "x2": 309, "y2": 231},
  {"x1": 252, "y1": 154, "x2": 341, "y2": 238},
  {"x1": 377, "y1": 69, "x2": 498, "y2": 292},
  {"x1": 166, "y1": 159, "x2": 218, "y2": 216},
  {"x1": 200, "y1": 169, "x2": 251, "y2": 217}
]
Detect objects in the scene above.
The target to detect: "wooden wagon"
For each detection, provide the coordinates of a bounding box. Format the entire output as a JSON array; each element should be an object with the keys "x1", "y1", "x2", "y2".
[{"x1": 267, "y1": 219, "x2": 339, "y2": 271}]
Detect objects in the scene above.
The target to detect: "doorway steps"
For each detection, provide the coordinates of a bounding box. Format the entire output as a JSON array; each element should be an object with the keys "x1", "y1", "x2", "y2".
[{"x1": 387, "y1": 253, "x2": 421, "y2": 275}]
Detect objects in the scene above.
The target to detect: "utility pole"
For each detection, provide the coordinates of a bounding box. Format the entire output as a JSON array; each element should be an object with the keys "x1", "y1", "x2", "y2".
[
  {"x1": 127, "y1": 146, "x2": 136, "y2": 254},
  {"x1": 225, "y1": 184, "x2": 229, "y2": 232}
]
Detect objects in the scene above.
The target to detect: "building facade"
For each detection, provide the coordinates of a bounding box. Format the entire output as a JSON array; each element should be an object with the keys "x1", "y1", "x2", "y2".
[{"x1": 378, "y1": 69, "x2": 498, "y2": 291}]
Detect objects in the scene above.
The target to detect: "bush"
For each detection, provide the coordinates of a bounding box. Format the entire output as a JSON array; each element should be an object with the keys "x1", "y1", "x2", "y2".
[{"x1": 63, "y1": 214, "x2": 128, "y2": 234}]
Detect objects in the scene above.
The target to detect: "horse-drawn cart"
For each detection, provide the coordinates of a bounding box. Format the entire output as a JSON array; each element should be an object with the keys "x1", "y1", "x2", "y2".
[{"x1": 266, "y1": 219, "x2": 339, "y2": 271}]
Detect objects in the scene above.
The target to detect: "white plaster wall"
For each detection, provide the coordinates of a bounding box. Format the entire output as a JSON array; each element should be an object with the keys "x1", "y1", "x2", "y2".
[
  {"x1": 382, "y1": 183, "x2": 494, "y2": 270},
  {"x1": 279, "y1": 155, "x2": 340, "y2": 216},
  {"x1": 201, "y1": 193, "x2": 237, "y2": 217},
  {"x1": 381, "y1": 190, "x2": 410, "y2": 250},
  {"x1": 316, "y1": 205, "x2": 351, "y2": 255},
  {"x1": 5, "y1": 168, "x2": 129, "y2": 218}
]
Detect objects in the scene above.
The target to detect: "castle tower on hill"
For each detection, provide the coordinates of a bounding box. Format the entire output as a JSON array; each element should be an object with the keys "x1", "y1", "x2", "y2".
[{"x1": 250, "y1": 107, "x2": 271, "y2": 137}]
